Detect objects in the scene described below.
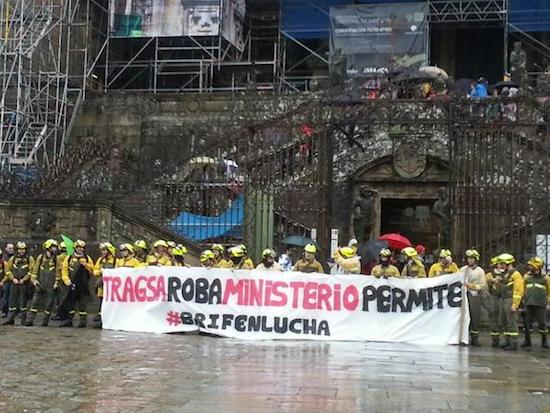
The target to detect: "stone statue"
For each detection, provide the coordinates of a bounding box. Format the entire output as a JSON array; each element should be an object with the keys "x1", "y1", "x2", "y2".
[
  {"x1": 432, "y1": 187, "x2": 451, "y2": 247},
  {"x1": 509, "y1": 42, "x2": 528, "y2": 87},
  {"x1": 351, "y1": 187, "x2": 375, "y2": 243},
  {"x1": 329, "y1": 48, "x2": 347, "y2": 87}
]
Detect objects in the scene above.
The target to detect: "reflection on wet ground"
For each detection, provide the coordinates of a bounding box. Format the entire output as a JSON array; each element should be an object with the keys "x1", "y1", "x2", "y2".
[{"x1": 0, "y1": 327, "x2": 548, "y2": 412}]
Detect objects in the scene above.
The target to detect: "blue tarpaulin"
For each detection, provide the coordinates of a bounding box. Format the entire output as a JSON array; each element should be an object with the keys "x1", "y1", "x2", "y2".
[
  {"x1": 509, "y1": 0, "x2": 550, "y2": 32},
  {"x1": 168, "y1": 195, "x2": 244, "y2": 242}
]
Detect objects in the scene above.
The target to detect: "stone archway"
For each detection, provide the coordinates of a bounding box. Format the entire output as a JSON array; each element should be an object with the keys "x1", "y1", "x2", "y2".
[{"x1": 350, "y1": 155, "x2": 450, "y2": 255}]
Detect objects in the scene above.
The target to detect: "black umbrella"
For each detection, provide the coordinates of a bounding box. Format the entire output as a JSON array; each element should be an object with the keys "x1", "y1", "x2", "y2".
[
  {"x1": 281, "y1": 235, "x2": 314, "y2": 247},
  {"x1": 452, "y1": 78, "x2": 474, "y2": 96},
  {"x1": 494, "y1": 80, "x2": 519, "y2": 90},
  {"x1": 357, "y1": 239, "x2": 389, "y2": 263},
  {"x1": 57, "y1": 264, "x2": 91, "y2": 319}
]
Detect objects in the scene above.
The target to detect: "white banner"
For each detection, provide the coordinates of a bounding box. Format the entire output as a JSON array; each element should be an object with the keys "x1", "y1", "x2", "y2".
[{"x1": 102, "y1": 268, "x2": 470, "y2": 345}]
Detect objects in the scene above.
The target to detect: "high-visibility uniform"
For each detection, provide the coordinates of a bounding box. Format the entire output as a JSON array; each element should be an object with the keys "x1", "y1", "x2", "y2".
[
  {"x1": 4, "y1": 255, "x2": 34, "y2": 324},
  {"x1": 461, "y1": 265, "x2": 487, "y2": 342},
  {"x1": 146, "y1": 253, "x2": 172, "y2": 266},
  {"x1": 401, "y1": 258, "x2": 426, "y2": 278},
  {"x1": 428, "y1": 262, "x2": 459, "y2": 277},
  {"x1": 256, "y1": 262, "x2": 282, "y2": 271},
  {"x1": 333, "y1": 254, "x2": 361, "y2": 274},
  {"x1": 522, "y1": 271, "x2": 550, "y2": 347},
  {"x1": 485, "y1": 271, "x2": 503, "y2": 345},
  {"x1": 215, "y1": 258, "x2": 231, "y2": 269},
  {"x1": 499, "y1": 269, "x2": 524, "y2": 346},
  {"x1": 227, "y1": 258, "x2": 255, "y2": 270},
  {"x1": 293, "y1": 259, "x2": 324, "y2": 274},
  {"x1": 94, "y1": 255, "x2": 116, "y2": 322},
  {"x1": 61, "y1": 254, "x2": 95, "y2": 327},
  {"x1": 372, "y1": 264, "x2": 401, "y2": 278},
  {"x1": 26, "y1": 253, "x2": 58, "y2": 326},
  {"x1": 116, "y1": 256, "x2": 142, "y2": 268}
]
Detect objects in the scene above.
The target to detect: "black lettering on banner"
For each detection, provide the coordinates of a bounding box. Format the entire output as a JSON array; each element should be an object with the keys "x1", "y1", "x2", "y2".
[
  {"x1": 433, "y1": 284, "x2": 447, "y2": 309},
  {"x1": 195, "y1": 278, "x2": 208, "y2": 304},
  {"x1": 207, "y1": 314, "x2": 219, "y2": 329},
  {"x1": 274, "y1": 317, "x2": 288, "y2": 333},
  {"x1": 289, "y1": 318, "x2": 301, "y2": 334},
  {"x1": 248, "y1": 315, "x2": 261, "y2": 331},
  {"x1": 167, "y1": 277, "x2": 181, "y2": 302},
  {"x1": 209, "y1": 278, "x2": 222, "y2": 304},
  {"x1": 426, "y1": 287, "x2": 434, "y2": 310},
  {"x1": 181, "y1": 278, "x2": 194, "y2": 301},
  {"x1": 180, "y1": 311, "x2": 193, "y2": 324},
  {"x1": 222, "y1": 314, "x2": 234, "y2": 329},
  {"x1": 318, "y1": 320, "x2": 330, "y2": 336},
  {"x1": 194, "y1": 313, "x2": 206, "y2": 328},
  {"x1": 261, "y1": 316, "x2": 273, "y2": 332},
  {"x1": 362, "y1": 286, "x2": 377, "y2": 311},
  {"x1": 406, "y1": 289, "x2": 428, "y2": 311},
  {"x1": 377, "y1": 285, "x2": 391, "y2": 313},
  {"x1": 235, "y1": 315, "x2": 247, "y2": 332},
  {"x1": 447, "y1": 281, "x2": 463, "y2": 307},
  {"x1": 391, "y1": 287, "x2": 407, "y2": 312}
]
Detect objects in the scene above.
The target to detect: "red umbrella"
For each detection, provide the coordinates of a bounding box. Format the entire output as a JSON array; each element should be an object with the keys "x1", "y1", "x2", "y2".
[{"x1": 379, "y1": 233, "x2": 412, "y2": 250}]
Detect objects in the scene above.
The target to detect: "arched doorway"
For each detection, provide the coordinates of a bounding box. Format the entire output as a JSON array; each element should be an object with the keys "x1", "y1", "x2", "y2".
[{"x1": 351, "y1": 155, "x2": 450, "y2": 259}]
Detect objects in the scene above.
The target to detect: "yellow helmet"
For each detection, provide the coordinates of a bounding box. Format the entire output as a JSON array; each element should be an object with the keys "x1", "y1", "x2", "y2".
[
  {"x1": 74, "y1": 240, "x2": 86, "y2": 248},
  {"x1": 230, "y1": 246, "x2": 245, "y2": 258},
  {"x1": 134, "y1": 240, "x2": 148, "y2": 250},
  {"x1": 212, "y1": 244, "x2": 225, "y2": 253},
  {"x1": 200, "y1": 250, "x2": 215, "y2": 262},
  {"x1": 59, "y1": 241, "x2": 66, "y2": 252},
  {"x1": 490, "y1": 256, "x2": 498, "y2": 266},
  {"x1": 99, "y1": 242, "x2": 116, "y2": 256},
  {"x1": 402, "y1": 247, "x2": 417, "y2": 258},
  {"x1": 304, "y1": 243, "x2": 317, "y2": 254},
  {"x1": 154, "y1": 240, "x2": 168, "y2": 248},
  {"x1": 496, "y1": 253, "x2": 515, "y2": 265},
  {"x1": 16, "y1": 241, "x2": 27, "y2": 250},
  {"x1": 237, "y1": 244, "x2": 248, "y2": 255},
  {"x1": 465, "y1": 249, "x2": 480, "y2": 261},
  {"x1": 120, "y1": 243, "x2": 135, "y2": 254},
  {"x1": 43, "y1": 239, "x2": 58, "y2": 250},
  {"x1": 340, "y1": 246, "x2": 356, "y2": 258},
  {"x1": 167, "y1": 241, "x2": 177, "y2": 248},
  {"x1": 262, "y1": 248, "x2": 276, "y2": 259},
  {"x1": 527, "y1": 256, "x2": 544, "y2": 270},
  {"x1": 178, "y1": 245, "x2": 188, "y2": 255},
  {"x1": 439, "y1": 249, "x2": 452, "y2": 258},
  {"x1": 379, "y1": 248, "x2": 392, "y2": 258}
]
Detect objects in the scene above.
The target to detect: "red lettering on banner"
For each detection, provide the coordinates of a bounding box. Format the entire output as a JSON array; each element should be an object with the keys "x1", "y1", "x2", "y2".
[
  {"x1": 222, "y1": 279, "x2": 244, "y2": 304},
  {"x1": 289, "y1": 281, "x2": 305, "y2": 308},
  {"x1": 343, "y1": 285, "x2": 359, "y2": 311},
  {"x1": 249, "y1": 279, "x2": 263, "y2": 306},
  {"x1": 112, "y1": 277, "x2": 122, "y2": 301},
  {"x1": 122, "y1": 277, "x2": 136, "y2": 302},
  {"x1": 303, "y1": 282, "x2": 318, "y2": 310},
  {"x1": 317, "y1": 283, "x2": 332, "y2": 311},
  {"x1": 104, "y1": 275, "x2": 166, "y2": 302},
  {"x1": 270, "y1": 281, "x2": 288, "y2": 306}
]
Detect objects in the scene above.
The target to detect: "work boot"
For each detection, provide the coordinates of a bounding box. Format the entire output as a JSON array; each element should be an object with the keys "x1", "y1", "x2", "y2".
[
  {"x1": 78, "y1": 316, "x2": 87, "y2": 328},
  {"x1": 491, "y1": 336, "x2": 499, "y2": 348},
  {"x1": 19, "y1": 311, "x2": 27, "y2": 326},
  {"x1": 41, "y1": 313, "x2": 51, "y2": 327},
  {"x1": 58, "y1": 318, "x2": 74, "y2": 327},
  {"x1": 2, "y1": 312, "x2": 15, "y2": 325},
  {"x1": 521, "y1": 335, "x2": 531, "y2": 348},
  {"x1": 542, "y1": 334, "x2": 548, "y2": 349},
  {"x1": 22, "y1": 312, "x2": 36, "y2": 327},
  {"x1": 470, "y1": 334, "x2": 481, "y2": 347},
  {"x1": 93, "y1": 314, "x2": 100, "y2": 323},
  {"x1": 52, "y1": 314, "x2": 62, "y2": 321},
  {"x1": 500, "y1": 336, "x2": 510, "y2": 349},
  {"x1": 509, "y1": 339, "x2": 518, "y2": 351}
]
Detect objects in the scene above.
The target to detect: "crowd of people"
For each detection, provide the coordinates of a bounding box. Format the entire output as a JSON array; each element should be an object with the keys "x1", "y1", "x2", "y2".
[{"x1": 0, "y1": 237, "x2": 548, "y2": 351}]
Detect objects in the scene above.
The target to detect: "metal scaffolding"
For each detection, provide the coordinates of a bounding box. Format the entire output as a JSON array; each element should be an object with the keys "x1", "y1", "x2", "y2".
[{"x1": 0, "y1": 0, "x2": 105, "y2": 169}]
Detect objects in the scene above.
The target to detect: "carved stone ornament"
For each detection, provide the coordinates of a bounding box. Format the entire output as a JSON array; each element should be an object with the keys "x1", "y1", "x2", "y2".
[{"x1": 392, "y1": 139, "x2": 427, "y2": 179}]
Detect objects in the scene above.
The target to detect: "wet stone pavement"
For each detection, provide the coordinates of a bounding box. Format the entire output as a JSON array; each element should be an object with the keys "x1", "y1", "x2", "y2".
[{"x1": 0, "y1": 323, "x2": 549, "y2": 413}]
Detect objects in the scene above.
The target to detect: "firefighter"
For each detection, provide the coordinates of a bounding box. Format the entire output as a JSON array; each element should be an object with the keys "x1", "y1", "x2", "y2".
[
  {"x1": 428, "y1": 249, "x2": 459, "y2": 277},
  {"x1": 485, "y1": 256, "x2": 502, "y2": 347},
  {"x1": 256, "y1": 248, "x2": 281, "y2": 271},
  {"x1": 293, "y1": 244, "x2": 324, "y2": 273},
  {"x1": 237, "y1": 244, "x2": 255, "y2": 269},
  {"x1": 200, "y1": 250, "x2": 215, "y2": 268},
  {"x1": 227, "y1": 246, "x2": 254, "y2": 270},
  {"x1": 93, "y1": 242, "x2": 117, "y2": 327},
  {"x1": 23, "y1": 239, "x2": 58, "y2": 327},
  {"x1": 333, "y1": 246, "x2": 361, "y2": 274},
  {"x1": 59, "y1": 240, "x2": 95, "y2": 328},
  {"x1": 134, "y1": 240, "x2": 148, "y2": 263},
  {"x1": 521, "y1": 256, "x2": 550, "y2": 349},
  {"x1": 2, "y1": 242, "x2": 34, "y2": 325},
  {"x1": 116, "y1": 244, "x2": 142, "y2": 268},
  {"x1": 172, "y1": 245, "x2": 190, "y2": 267},
  {"x1": 212, "y1": 244, "x2": 230, "y2": 268},
  {"x1": 372, "y1": 248, "x2": 400, "y2": 278},
  {"x1": 146, "y1": 240, "x2": 172, "y2": 266},
  {"x1": 496, "y1": 253, "x2": 524, "y2": 350},
  {"x1": 401, "y1": 247, "x2": 426, "y2": 278},
  {"x1": 52, "y1": 241, "x2": 68, "y2": 321},
  {"x1": 461, "y1": 249, "x2": 487, "y2": 347}
]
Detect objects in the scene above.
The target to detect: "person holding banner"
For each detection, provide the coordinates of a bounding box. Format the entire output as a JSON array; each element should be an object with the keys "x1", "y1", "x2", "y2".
[
  {"x1": 293, "y1": 244, "x2": 324, "y2": 274},
  {"x1": 116, "y1": 244, "x2": 142, "y2": 268},
  {"x1": 401, "y1": 247, "x2": 426, "y2": 278},
  {"x1": 226, "y1": 246, "x2": 254, "y2": 270},
  {"x1": 146, "y1": 240, "x2": 173, "y2": 266},
  {"x1": 521, "y1": 257, "x2": 550, "y2": 349},
  {"x1": 200, "y1": 250, "x2": 216, "y2": 268},
  {"x1": 332, "y1": 247, "x2": 361, "y2": 274},
  {"x1": 428, "y1": 249, "x2": 459, "y2": 277},
  {"x1": 485, "y1": 256, "x2": 502, "y2": 347},
  {"x1": 461, "y1": 249, "x2": 487, "y2": 347},
  {"x1": 212, "y1": 244, "x2": 230, "y2": 268},
  {"x1": 496, "y1": 254, "x2": 524, "y2": 351},
  {"x1": 93, "y1": 242, "x2": 117, "y2": 328},
  {"x1": 372, "y1": 248, "x2": 400, "y2": 278},
  {"x1": 256, "y1": 249, "x2": 281, "y2": 271}
]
